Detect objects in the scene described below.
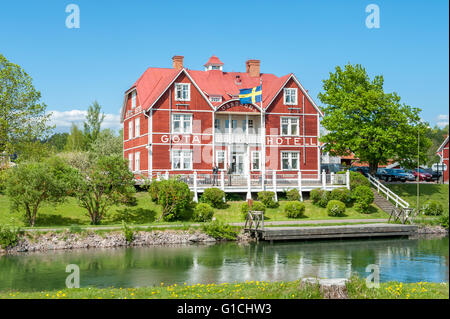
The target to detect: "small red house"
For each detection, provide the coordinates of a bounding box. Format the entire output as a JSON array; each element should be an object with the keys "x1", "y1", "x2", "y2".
[
  {"x1": 437, "y1": 135, "x2": 449, "y2": 183},
  {"x1": 120, "y1": 55, "x2": 323, "y2": 185}
]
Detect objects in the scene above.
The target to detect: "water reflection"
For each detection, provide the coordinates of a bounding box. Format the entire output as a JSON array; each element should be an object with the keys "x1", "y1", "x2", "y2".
[{"x1": 0, "y1": 236, "x2": 448, "y2": 291}]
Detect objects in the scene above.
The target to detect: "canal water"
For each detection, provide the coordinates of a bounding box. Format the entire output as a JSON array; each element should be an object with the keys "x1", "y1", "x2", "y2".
[{"x1": 0, "y1": 236, "x2": 448, "y2": 291}]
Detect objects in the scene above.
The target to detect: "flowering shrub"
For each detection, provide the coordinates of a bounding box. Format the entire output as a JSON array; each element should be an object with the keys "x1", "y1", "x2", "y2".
[{"x1": 326, "y1": 200, "x2": 346, "y2": 217}]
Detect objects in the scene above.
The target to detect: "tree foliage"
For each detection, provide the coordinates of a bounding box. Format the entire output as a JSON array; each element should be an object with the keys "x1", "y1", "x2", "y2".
[
  {"x1": 0, "y1": 54, "x2": 52, "y2": 156},
  {"x1": 6, "y1": 157, "x2": 78, "y2": 226},
  {"x1": 73, "y1": 155, "x2": 136, "y2": 225},
  {"x1": 318, "y1": 63, "x2": 431, "y2": 174},
  {"x1": 89, "y1": 128, "x2": 122, "y2": 161},
  {"x1": 83, "y1": 101, "x2": 105, "y2": 148},
  {"x1": 65, "y1": 123, "x2": 86, "y2": 152}
]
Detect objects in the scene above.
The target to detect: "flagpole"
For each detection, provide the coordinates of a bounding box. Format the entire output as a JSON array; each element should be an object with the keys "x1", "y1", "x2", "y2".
[{"x1": 260, "y1": 76, "x2": 266, "y2": 190}]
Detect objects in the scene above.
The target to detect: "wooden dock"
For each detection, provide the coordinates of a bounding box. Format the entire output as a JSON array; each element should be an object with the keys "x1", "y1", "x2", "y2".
[{"x1": 252, "y1": 223, "x2": 418, "y2": 241}]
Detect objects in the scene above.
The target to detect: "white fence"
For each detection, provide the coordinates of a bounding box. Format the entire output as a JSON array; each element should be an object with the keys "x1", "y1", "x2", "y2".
[{"x1": 367, "y1": 174, "x2": 410, "y2": 209}]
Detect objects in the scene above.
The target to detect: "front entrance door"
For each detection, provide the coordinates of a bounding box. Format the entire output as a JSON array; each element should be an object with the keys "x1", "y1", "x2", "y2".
[{"x1": 231, "y1": 152, "x2": 245, "y2": 174}]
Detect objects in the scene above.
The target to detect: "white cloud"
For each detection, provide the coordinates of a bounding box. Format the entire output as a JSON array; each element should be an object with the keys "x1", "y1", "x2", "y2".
[
  {"x1": 436, "y1": 114, "x2": 449, "y2": 128},
  {"x1": 47, "y1": 109, "x2": 121, "y2": 132}
]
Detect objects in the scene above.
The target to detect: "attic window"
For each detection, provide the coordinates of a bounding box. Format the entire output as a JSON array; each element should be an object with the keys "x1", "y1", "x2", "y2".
[
  {"x1": 211, "y1": 65, "x2": 221, "y2": 70},
  {"x1": 131, "y1": 91, "x2": 136, "y2": 108},
  {"x1": 209, "y1": 96, "x2": 222, "y2": 103}
]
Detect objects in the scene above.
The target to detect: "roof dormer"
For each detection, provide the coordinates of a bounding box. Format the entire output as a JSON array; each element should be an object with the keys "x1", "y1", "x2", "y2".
[{"x1": 204, "y1": 55, "x2": 224, "y2": 71}]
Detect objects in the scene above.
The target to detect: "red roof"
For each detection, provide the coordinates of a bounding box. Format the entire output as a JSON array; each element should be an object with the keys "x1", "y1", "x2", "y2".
[
  {"x1": 204, "y1": 55, "x2": 224, "y2": 66},
  {"x1": 122, "y1": 57, "x2": 322, "y2": 120}
]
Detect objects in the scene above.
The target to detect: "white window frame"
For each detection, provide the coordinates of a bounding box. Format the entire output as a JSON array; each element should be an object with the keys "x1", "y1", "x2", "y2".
[
  {"x1": 280, "y1": 117, "x2": 299, "y2": 136},
  {"x1": 128, "y1": 153, "x2": 133, "y2": 171},
  {"x1": 210, "y1": 96, "x2": 222, "y2": 103},
  {"x1": 172, "y1": 114, "x2": 192, "y2": 134},
  {"x1": 128, "y1": 120, "x2": 134, "y2": 139},
  {"x1": 135, "y1": 117, "x2": 140, "y2": 137},
  {"x1": 214, "y1": 119, "x2": 221, "y2": 133},
  {"x1": 131, "y1": 91, "x2": 137, "y2": 109},
  {"x1": 216, "y1": 150, "x2": 227, "y2": 170},
  {"x1": 251, "y1": 151, "x2": 261, "y2": 171},
  {"x1": 281, "y1": 151, "x2": 299, "y2": 170},
  {"x1": 175, "y1": 83, "x2": 191, "y2": 101},
  {"x1": 172, "y1": 149, "x2": 193, "y2": 170},
  {"x1": 283, "y1": 88, "x2": 298, "y2": 105},
  {"x1": 134, "y1": 151, "x2": 140, "y2": 172}
]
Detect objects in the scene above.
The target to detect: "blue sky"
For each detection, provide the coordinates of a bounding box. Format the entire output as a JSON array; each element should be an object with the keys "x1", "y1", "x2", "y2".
[{"x1": 0, "y1": 0, "x2": 448, "y2": 132}]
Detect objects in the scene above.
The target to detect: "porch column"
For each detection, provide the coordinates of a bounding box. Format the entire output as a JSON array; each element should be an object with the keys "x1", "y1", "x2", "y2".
[
  {"x1": 346, "y1": 169, "x2": 350, "y2": 190},
  {"x1": 246, "y1": 172, "x2": 251, "y2": 200},
  {"x1": 331, "y1": 172, "x2": 335, "y2": 185},
  {"x1": 298, "y1": 171, "x2": 303, "y2": 202},
  {"x1": 165, "y1": 170, "x2": 169, "y2": 180},
  {"x1": 273, "y1": 170, "x2": 278, "y2": 201},
  {"x1": 193, "y1": 171, "x2": 198, "y2": 202},
  {"x1": 322, "y1": 169, "x2": 326, "y2": 190}
]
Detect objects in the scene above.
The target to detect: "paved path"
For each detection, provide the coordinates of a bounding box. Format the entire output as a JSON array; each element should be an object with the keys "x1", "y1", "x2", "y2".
[{"x1": 23, "y1": 218, "x2": 388, "y2": 232}]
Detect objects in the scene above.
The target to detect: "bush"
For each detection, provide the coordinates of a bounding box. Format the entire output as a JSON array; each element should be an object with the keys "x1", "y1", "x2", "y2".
[
  {"x1": 286, "y1": 189, "x2": 300, "y2": 201},
  {"x1": 351, "y1": 186, "x2": 374, "y2": 213},
  {"x1": 122, "y1": 221, "x2": 134, "y2": 243},
  {"x1": 240, "y1": 201, "x2": 266, "y2": 219},
  {"x1": 148, "y1": 179, "x2": 160, "y2": 202},
  {"x1": 422, "y1": 200, "x2": 444, "y2": 216},
  {"x1": 201, "y1": 188, "x2": 225, "y2": 208},
  {"x1": 439, "y1": 213, "x2": 449, "y2": 229},
  {"x1": 326, "y1": 200, "x2": 346, "y2": 217},
  {"x1": 156, "y1": 178, "x2": 193, "y2": 222},
  {"x1": 0, "y1": 225, "x2": 22, "y2": 249},
  {"x1": 330, "y1": 188, "x2": 352, "y2": 206},
  {"x1": 257, "y1": 191, "x2": 278, "y2": 208},
  {"x1": 310, "y1": 189, "x2": 322, "y2": 205},
  {"x1": 0, "y1": 168, "x2": 8, "y2": 194},
  {"x1": 201, "y1": 220, "x2": 238, "y2": 240},
  {"x1": 310, "y1": 189, "x2": 331, "y2": 208},
  {"x1": 347, "y1": 171, "x2": 370, "y2": 190},
  {"x1": 193, "y1": 203, "x2": 214, "y2": 222},
  {"x1": 284, "y1": 201, "x2": 306, "y2": 218}
]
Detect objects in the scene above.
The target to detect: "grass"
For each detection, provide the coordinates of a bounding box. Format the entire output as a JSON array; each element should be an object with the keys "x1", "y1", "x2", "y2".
[
  {"x1": 0, "y1": 191, "x2": 388, "y2": 229},
  {"x1": 1, "y1": 277, "x2": 447, "y2": 299},
  {"x1": 386, "y1": 184, "x2": 449, "y2": 214}
]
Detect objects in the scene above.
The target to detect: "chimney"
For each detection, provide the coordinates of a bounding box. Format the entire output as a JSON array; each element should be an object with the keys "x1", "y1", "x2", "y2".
[
  {"x1": 246, "y1": 59, "x2": 260, "y2": 77},
  {"x1": 172, "y1": 55, "x2": 184, "y2": 70}
]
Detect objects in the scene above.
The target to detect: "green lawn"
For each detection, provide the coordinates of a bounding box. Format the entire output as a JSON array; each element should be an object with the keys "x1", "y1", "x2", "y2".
[
  {"x1": 0, "y1": 191, "x2": 388, "y2": 228},
  {"x1": 1, "y1": 278, "x2": 447, "y2": 299},
  {"x1": 386, "y1": 184, "x2": 449, "y2": 214}
]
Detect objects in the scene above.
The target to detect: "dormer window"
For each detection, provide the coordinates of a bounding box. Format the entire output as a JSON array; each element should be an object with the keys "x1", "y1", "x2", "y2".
[
  {"x1": 209, "y1": 96, "x2": 222, "y2": 103},
  {"x1": 131, "y1": 91, "x2": 136, "y2": 108},
  {"x1": 284, "y1": 88, "x2": 298, "y2": 105},
  {"x1": 204, "y1": 55, "x2": 224, "y2": 71}
]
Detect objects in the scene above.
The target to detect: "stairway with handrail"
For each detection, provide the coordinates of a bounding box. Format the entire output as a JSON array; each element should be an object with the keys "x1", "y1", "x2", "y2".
[{"x1": 367, "y1": 174, "x2": 410, "y2": 210}]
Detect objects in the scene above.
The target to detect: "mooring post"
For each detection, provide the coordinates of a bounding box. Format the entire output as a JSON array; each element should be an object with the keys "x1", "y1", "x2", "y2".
[{"x1": 322, "y1": 169, "x2": 326, "y2": 190}]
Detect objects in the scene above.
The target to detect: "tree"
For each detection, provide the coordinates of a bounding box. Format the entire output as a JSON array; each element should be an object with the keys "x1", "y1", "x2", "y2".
[
  {"x1": 0, "y1": 54, "x2": 52, "y2": 156},
  {"x1": 65, "y1": 123, "x2": 86, "y2": 151},
  {"x1": 46, "y1": 132, "x2": 69, "y2": 152},
  {"x1": 318, "y1": 63, "x2": 431, "y2": 174},
  {"x1": 89, "y1": 129, "x2": 123, "y2": 161},
  {"x1": 156, "y1": 179, "x2": 193, "y2": 222},
  {"x1": 83, "y1": 101, "x2": 105, "y2": 148},
  {"x1": 74, "y1": 155, "x2": 135, "y2": 225},
  {"x1": 6, "y1": 157, "x2": 78, "y2": 226}
]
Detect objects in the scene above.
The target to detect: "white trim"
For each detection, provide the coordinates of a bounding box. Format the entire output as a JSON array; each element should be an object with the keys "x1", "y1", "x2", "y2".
[
  {"x1": 267, "y1": 112, "x2": 319, "y2": 116},
  {"x1": 283, "y1": 88, "x2": 298, "y2": 105},
  {"x1": 131, "y1": 91, "x2": 137, "y2": 109},
  {"x1": 437, "y1": 136, "x2": 449, "y2": 153},
  {"x1": 280, "y1": 116, "x2": 299, "y2": 136},
  {"x1": 174, "y1": 83, "x2": 191, "y2": 101},
  {"x1": 171, "y1": 113, "x2": 193, "y2": 134},
  {"x1": 281, "y1": 151, "x2": 300, "y2": 170},
  {"x1": 134, "y1": 151, "x2": 141, "y2": 172},
  {"x1": 251, "y1": 151, "x2": 261, "y2": 171},
  {"x1": 215, "y1": 98, "x2": 263, "y2": 113},
  {"x1": 153, "y1": 109, "x2": 213, "y2": 113},
  {"x1": 171, "y1": 149, "x2": 193, "y2": 170},
  {"x1": 128, "y1": 120, "x2": 133, "y2": 139},
  {"x1": 134, "y1": 117, "x2": 140, "y2": 137}
]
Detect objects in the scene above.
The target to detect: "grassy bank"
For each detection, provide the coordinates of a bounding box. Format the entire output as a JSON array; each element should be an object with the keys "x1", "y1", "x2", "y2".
[
  {"x1": 386, "y1": 184, "x2": 449, "y2": 214},
  {"x1": 1, "y1": 278, "x2": 447, "y2": 299},
  {"x1": 0, "y1": 192, "x2": 387, "y2": 229}
]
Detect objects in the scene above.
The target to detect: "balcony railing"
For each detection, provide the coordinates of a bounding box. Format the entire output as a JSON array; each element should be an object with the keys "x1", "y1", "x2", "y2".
[{"x1": 214, "y1": 133, "x2": 261, "y2": 144}]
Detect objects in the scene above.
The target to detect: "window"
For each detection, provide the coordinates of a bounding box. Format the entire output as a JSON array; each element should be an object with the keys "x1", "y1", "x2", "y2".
[
  {"x1": 131, "y1": 91, "x2": 136, "y2": 108},
  {"x1": 128, "y1": 120, "x2": 133, "y2": 139},
  {"x1": 175, "y1": 83, "x2": 190, "y2": 101},
  {"x1": 231, "y1": 120, "x2": 238, "y2": 133},
  {"x1": 172, "y1": 150, "x2": 192, "y2": 170},
  {"x1": 281, "y1": 152, "x2": 299, "y2": 170},
  {"x1": 172, "y1": 114, "x2": 192, "y2": 134},
  {"x1": 210, "y1": 96, "x2": 222, "y2": 103},
  {"x1": 216, "y1": 150, "x2": 226, "y2": 169},
  {"x1": 252, "y1": 151, "x2": 261, "y2": 171},
  {"x1": 135, "y1": 117, "x2": 140, "y2": 137},
  {"x1": 214, "y1": 119, "x2": 221, "y2": 133},
  {"x1": 128, "y1": 153, "x2": 133, "y2": 171},
  {"x1": 134, "y1": 152, "x2": 140, "y2": 172},
  {"x1": 281, "y1": 117, "x2": 299, "y2": 136},
  {"x1": 284, "y1": 88, "x2": 297, "y2": 105},
  {"x1": 225, "y1": 119, "x2": 230, "y2": 131}
]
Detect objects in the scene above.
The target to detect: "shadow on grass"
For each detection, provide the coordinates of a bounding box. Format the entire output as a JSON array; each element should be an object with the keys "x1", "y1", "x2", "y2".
[
  {"x1": 107, "y1": 208, "x2": 157, "y2": 224},
  {"x1": 35, "y1": 214, "x2": 84, "y2": 226}
]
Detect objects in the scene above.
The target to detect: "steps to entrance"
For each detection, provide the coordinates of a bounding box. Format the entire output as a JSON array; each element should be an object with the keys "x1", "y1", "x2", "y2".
[{"x1": 372, "y1": 188, "x2": 396, "y2": 213}]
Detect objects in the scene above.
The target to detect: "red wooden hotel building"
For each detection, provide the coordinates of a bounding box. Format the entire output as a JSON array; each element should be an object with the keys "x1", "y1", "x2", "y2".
[{"x1": 120, "y1": 55, "x2": 347, "y2": 197}]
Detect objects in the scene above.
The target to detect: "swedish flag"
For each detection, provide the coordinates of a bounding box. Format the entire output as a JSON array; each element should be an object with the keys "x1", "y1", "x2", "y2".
[{"x1": 239, "y1": 85, "x2": 262, "y2": 104}]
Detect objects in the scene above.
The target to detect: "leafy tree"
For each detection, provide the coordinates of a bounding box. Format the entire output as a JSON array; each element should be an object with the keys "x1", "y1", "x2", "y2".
[
  {"x1": 14, "y1": 139, "x2": 54, "y2": 163},
  {"x1": 83, "y1": 101, "x2": 105, "y2": 148},
  {"x1": 318, "y1": 63, "x2": 431, "y2": 174},
  {"x1": 89, "y1": 129, "x2": 123, "y2": 161},
  {"x1": 156, "y1": 179, "x2": 193, "y2": 222},
  {"x1": 65, "y1": 123, "x2": 86, "y2": 151},
  {"x1": 74, "y1": 155, "x2": 136, "y2": 225},
  {"x1": 0, "y1": 54, "x2": 52, "y2": 156},
  {"x1": 57, "y1": 151, "x2": 91, "y2": 173},
  {"x1": 46, "y1": 132, "x2": 69, "y2": 152},
  {"x1": 5, "y1": 157, "x2": 78, "y2": 226}
]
